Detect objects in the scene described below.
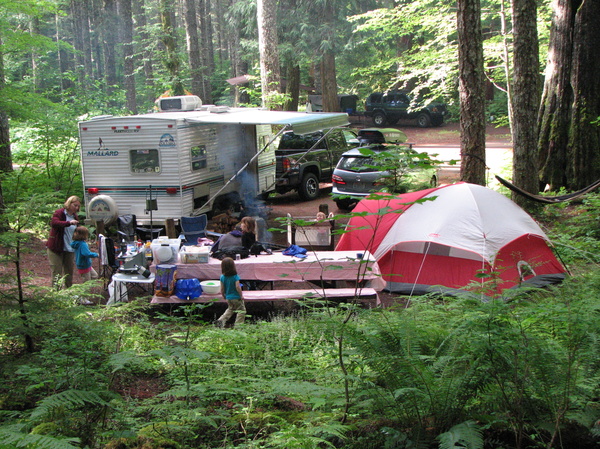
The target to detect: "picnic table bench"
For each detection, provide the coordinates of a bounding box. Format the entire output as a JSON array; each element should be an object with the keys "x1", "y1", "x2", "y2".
[{"x1": 151, "y1": 287, "x2": 379, "y2": 305}]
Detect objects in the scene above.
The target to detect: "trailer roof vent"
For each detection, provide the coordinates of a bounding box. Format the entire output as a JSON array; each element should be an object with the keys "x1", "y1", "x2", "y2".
[{"x1": 156, "y1": 95, "x2": 202, "y2": 112}]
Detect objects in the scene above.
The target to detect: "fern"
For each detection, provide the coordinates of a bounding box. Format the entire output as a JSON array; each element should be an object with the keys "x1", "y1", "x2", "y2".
[
  {"x1": 0, "y1": 425, "x2": 79, "y2": 449},
  {"x1": 29, "y1": 389, "x2": 113, "y2": 421},
  {"x1": 436, "y1": 420, "x2": 483, "y2": 449}
]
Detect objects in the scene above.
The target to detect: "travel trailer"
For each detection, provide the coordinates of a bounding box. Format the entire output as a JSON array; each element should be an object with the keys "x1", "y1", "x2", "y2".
[{"x1": 79, "y1": 97, "x2": 349, "y2": 226}]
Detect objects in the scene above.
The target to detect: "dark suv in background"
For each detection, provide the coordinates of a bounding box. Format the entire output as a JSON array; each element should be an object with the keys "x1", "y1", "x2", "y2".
[{"x1": 364, "y1": 90, "x2": 448, "y2": 128}]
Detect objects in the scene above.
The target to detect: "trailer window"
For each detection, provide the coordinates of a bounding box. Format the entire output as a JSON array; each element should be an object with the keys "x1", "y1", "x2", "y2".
[
  {"x1": 191, "y1": 145, "x2": 207, "y2": 171},
  {"x1": 130, "y1": 149, "x2": 160, "y2": 173}
]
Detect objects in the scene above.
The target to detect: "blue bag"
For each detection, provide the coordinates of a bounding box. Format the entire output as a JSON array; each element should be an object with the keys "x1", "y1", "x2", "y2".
[{"x1": 282, "y1": 244, "x2": 307, "y2": 258}]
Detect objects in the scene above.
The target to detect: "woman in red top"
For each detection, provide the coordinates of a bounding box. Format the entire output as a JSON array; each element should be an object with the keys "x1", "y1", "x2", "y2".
[{"x1": 46, "y1": 196, "x2": 81, "y2": 289}]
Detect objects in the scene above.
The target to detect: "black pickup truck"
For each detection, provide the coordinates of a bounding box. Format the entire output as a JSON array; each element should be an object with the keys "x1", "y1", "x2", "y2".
[
  {"x1": 275, "y1": 128, "x2": 358, "y2": 200},
  {"x1": 365, "y1": 91, "x2": 448, "y2": 127}
]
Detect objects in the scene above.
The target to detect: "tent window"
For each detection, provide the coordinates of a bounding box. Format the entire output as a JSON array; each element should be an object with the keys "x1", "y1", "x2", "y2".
[{"x1": 426, "y1": 242, "x2": 451, "y2": 257}]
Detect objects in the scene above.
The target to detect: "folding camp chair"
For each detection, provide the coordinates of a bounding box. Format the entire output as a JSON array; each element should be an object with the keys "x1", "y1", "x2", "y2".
[
  {"x1": 98, "y1": 234, "x2": 119, "y2": 288},
  {"x1": 117, "y1": 214, "x2": 162, "y2": 242},
  {"x1": 180, "y1": 215, "x2": 208, "y2": 245}
]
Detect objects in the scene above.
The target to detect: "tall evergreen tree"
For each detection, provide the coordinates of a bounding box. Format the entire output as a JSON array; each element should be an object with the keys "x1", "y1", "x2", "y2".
[
  {"x1": 159, "y1": 0, "x2": 184, "y2": 95},
  {"x1": 0, "y1": 39, "x2": 11, "y2": 177},
  {"x1": 510, "y1": 0, "x2": 540, "y2": 205},
  {"x1": 132, "y1": 0, "x2": 155, "y2": 104},
  {"x1": 183, "y1": 0, "x2": 204, "y2": 99},
  {"x1": 119, "y1": 0, "x2": 137, "y2": 113},
  {"x1": 538, "y1": 0, "x2": 600, "y2": 190},
  {"x1": 457, "y1": 0, "x2": 487, "y2": 185},
  {"x1": 102, "y1": 0, "x2": 119, "y2": 98},
  {"x1": 257, "y1": 0, "x2": 281, "y2": 109}
]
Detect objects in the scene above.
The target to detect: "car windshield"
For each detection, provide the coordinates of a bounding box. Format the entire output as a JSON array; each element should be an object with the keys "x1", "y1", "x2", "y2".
[
  {"x1": 338, "y1": 155, "x2": 385, "y2": 173},
  {"x1": 278, "y1": 132, "x2": 323, "y2": 150}
]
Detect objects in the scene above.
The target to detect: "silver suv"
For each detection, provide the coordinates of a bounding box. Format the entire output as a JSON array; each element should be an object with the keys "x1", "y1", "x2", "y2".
[{"x1": 331, "y1": 138, "x2": 438, "y2": 210}]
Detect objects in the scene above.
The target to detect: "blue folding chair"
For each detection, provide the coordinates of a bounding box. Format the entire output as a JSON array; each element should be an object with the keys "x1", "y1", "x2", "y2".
[{"x1": 180, "y1": 215, "x2": 208, "y2": 245}]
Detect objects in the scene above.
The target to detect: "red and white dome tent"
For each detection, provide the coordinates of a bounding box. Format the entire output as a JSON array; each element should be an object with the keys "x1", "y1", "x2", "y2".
[{"x1": 335, "y1": 182, "x2": 567, "y2": 298}]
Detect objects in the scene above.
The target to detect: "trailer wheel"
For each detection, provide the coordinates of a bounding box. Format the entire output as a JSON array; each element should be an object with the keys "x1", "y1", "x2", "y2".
[{"x1": 298, "y1": 173, "x2": 320, "y2": 201}]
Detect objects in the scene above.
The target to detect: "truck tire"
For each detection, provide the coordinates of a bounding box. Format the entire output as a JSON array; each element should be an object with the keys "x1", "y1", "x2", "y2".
[
  {"x1": 298, "y1": 173, "x2": 320, "y2": 201},
  {"x1": 416, "y1": 112, "x2": 431, "y2": 128},
  {"x1": 431, "y1": 116, "x2": 444, "y2": 127},
  {"x1": 372, "y1": 111, "x2": 387, "y2": 127}
]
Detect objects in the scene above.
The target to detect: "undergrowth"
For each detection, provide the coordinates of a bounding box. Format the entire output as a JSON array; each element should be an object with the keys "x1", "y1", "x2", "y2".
[
  {"x1": 1, "y1": 181, "x2": 600, "y2": 447},
  {"x1": 2, "y1": 268, "x2": 600, "y2": 448}
]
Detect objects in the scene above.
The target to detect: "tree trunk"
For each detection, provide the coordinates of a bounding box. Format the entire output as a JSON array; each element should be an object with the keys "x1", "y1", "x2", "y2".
[
  {"x1": 70, "y1": 0, "x2": 93, "y2": 87},
  {"x1": 312, "y1": 61, "x2": 322, "y2": 95},
  {"x1": 538, "y1": 0, "x2": 600, "y2": 191},
  {"x1": 182, "y1": 0, "x2": 203, "y2": 98},
  {"x1": 0, "y1": 39, "x2": 11, "y2": 222},
  {"x1": 320, "y1": 2, "x2": 338, "y2": 112},
  {"x1": 132, "y1": 0, "x2": 154, "y2": 104},
  {"x1": 119, "y1": 0, "x2": 137, "y2": 113},
  {"x1": 568, "y1": 0, "x2": 600, "y2": 189},
  {"x1": 538, "y1": 0, "x2": 575, "y2": 189},
  {"x1": 30, "y1": 17, "x2": 41, "y2": 92},
  {"x1": 284, "y1": 63, "x2": 300, "y2": 111},
  {"x1": 102, "y1": 0, "x2": 119, "y2": 98},
  {"x1": 457, "y1": 0, "x2": 487, "y2": 185},
  {"x1": 321, "y1": 50, "x2": 338, "y2": 112},
  {"x1": 257, "y1": 0, "x2": 281, "y2": 109},
  {"x1": 0, "y1": 40, "x2": 11, "y2": 176},
  {"x1": 199, "y1": 0, "x2": 214, "y2": 103},
  {"x1": 510, "y1": 0, "x2": 540, "y2": 206},
  {"x1": 159, "y1": 0, "x2": 184, "y2": 95}
]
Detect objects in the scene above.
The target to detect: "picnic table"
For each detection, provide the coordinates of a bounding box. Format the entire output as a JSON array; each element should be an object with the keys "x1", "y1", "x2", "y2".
[{"x1": 149, "y1": 250, "x2": 386, "y2": 305}]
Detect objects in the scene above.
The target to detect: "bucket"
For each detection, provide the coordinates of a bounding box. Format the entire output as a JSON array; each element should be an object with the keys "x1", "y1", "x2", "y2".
[
  {"x1": 175, "y1": 278, "x2": 202, "y2": 300},
  {"x1": 154, "y1": 264, "x2": 177, "y2": 297}
]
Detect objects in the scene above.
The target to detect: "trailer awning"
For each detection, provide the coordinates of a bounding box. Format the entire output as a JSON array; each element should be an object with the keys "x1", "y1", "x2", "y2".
[{"x1": 184, "y1": 109, "x2": 350, "y2": 135}]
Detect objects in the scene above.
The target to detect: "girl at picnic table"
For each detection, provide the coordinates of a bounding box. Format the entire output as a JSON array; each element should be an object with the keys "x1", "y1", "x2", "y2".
[
  {"x1": 70, "y1": 226, "x2": 99, "y2": 283},
  {"x1": 240, "y1": 216, "x2": 256, "y2": 249},
  {"x1": 216, "y1": 257, "x2": 246, "y2": 328}
]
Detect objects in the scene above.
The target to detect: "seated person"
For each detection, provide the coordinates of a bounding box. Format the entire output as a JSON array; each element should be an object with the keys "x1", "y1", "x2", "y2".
[
  {"x1": 240, "y1": 216, "x2": 256, "y2": 249},
  {"x1": 211, "y1": 225, "x2": 242, "y2": 252}
]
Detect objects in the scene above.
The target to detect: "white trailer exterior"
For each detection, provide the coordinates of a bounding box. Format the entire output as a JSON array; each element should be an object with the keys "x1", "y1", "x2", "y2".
[{"x1": 79, "y1": 106, "x2": 349, "y2": 225}]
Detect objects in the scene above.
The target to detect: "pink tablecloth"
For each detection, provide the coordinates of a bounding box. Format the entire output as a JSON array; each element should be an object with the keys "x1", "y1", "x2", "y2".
[{"x1": 151, "y1": 250, "x2": 386, "y2": 291}]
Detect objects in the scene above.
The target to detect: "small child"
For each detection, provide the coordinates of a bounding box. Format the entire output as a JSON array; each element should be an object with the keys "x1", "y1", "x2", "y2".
[
  {"x1": 216, "y1": 257, "x2": 246, "y2": 327},
  {"x1": 70, "y1": 226, "x2": 99, "y2": 282}
]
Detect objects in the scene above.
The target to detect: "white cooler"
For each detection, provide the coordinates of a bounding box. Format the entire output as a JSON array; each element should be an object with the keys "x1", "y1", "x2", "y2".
[{"x1": 151, "y1": 238, "x2": 181, "y2": 264}]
